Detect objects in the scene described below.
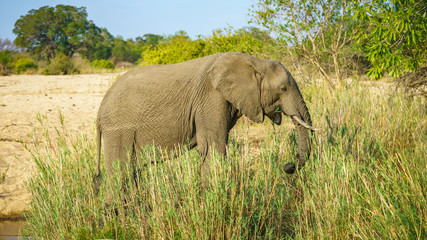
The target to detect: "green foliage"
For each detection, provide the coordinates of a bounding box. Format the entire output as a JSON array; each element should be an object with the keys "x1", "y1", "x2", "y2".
[
  {"x1": 92, "y1": 59, "x2": 114, "y2": 69},
  {"x1": 1, "y1": 38, "x2": 37, "y2": 75},
  {"x1": 22, "y1": 83, "x2": 426, "y2": 239},
  {"x1": 0, "y1": 50, "x2": 13, "y2": 75},
  {"x1": 106, "y1": 34, "x2": 164, "y2": 64},
  {"x1": 141, "y1": 31, "x2": 205, "y2": 65},
  {"x1": 79, "y1": 27, "x2": 114, "y2": 61},
  {"x1": 136, "y1": 34, "x2": 164, "y2": 48},
  {"x1": 203, "y1": 28, "x2": 271, "y2": 56},
  {"x1": 13, "y1": 5, "x2": 109, "y2": 61},
  {"x1": 353, "y1": 0, "x2": 427, "y2": 79},
  {"x1": 0, "y1": 37, "x2": 15, "y2": 75},
  {"x1": 111, "y1": 37, "x2": 143, "y2": 63},
  {"x1": 251, "y1": 0, "x2": 427, "y2": 81},
  {"x1": 141, "y1": 28, "x2": 274, "y2": 65},
  {"x1": 42, "y1": 53, "x2": 79, "y2": 75},
  {"x1": 13, "y1": 57, "x2": 37, "y2": 74}
]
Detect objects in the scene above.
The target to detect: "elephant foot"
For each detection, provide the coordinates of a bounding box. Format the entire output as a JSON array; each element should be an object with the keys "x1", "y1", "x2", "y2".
[{"x1": 284, "y1": 162, "x2": 296, "y2": 174}]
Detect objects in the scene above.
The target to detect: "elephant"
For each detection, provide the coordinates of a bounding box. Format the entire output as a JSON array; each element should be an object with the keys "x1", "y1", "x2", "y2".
[{"x1": 94, "y1": 52, "x2": 315, "y2": 193}]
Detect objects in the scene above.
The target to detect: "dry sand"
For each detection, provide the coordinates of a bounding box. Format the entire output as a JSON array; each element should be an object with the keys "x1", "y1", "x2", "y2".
[{"x1": 0, "y1": 73, "x2": 120, "y2": 219}]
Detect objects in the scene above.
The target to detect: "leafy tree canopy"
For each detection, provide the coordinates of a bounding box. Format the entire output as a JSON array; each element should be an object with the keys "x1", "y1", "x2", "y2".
[
  {"x1": 13, "y1": 5, "x2": 109, "y2": 61},
  {"x1": 251, "y1": 0, "x2": 427, "y2": 80},
  {"x1": 78, "y1": 27, "x2": 114, "y2": 61},
  {"x1": 353, "y1": 0, "x2": 427, "y2": 79},
  {"x1": 135, "y1": 34, "x2": 164, "y2": 48},
  {"x1": 109, "y1": 34, "x2": 163, "y2": 64}
]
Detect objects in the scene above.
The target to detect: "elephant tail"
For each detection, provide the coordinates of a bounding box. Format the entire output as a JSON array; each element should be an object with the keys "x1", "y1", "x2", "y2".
[
  {"x1": 95, "y1": 123, "x2": 102, "y2": 176},
  {"x1": 93, "y1": 123, "x2": 102, "y2": 194}
]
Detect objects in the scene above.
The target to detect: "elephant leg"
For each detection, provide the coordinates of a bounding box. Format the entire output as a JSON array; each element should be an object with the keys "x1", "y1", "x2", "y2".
[
  {"x1": 196, "y1": 125, "x2": 228, "y2": 188},
  {"x1": 103, "y1": 129, "x2": 135, "y2": 205}
]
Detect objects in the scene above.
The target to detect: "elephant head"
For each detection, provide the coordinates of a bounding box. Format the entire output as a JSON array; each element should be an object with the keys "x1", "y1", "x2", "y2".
[
  {"x1": 260, "y1": 61, "x2": 315, "y2": 173},
  {"x1": 210, "y1": 53, "x2": 315, "y2": 174}
]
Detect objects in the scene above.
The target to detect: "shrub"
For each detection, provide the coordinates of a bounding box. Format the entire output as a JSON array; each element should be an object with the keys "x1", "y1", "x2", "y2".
[
  {"x1": 42, "y1": 53, "x2": 80, "y2": 75},
  {"x1": 14, "y1": 57, "x2": 37, "y2": 74},
  {"x1": 141, "y1": 34, "x2": 205, "y2": 65},
  {"x1": 92, "y1": 59, "x2": 114, "y2": 69},
  {"x1": 203, "y1": 28, "x2": 269, "y2": 56},
  {"x1": 141, "y1": 28, "x2": 275, "y2": 65},
  {"x1": 0, "y1": 50, "x2": 13, "y2": 75}
]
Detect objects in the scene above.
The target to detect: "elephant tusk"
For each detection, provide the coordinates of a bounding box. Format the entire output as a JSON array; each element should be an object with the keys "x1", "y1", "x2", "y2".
[{"x1": 292, "y1": 116, "x2": 319, "y2": 131}]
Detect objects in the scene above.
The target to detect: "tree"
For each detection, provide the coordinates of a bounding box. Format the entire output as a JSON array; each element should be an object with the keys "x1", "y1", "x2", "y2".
[
  {"x1": 0, "y1": 38, "x2": 16, "y2": 51},
  {"x1": 79, "y1": 27, "x2": 114, "y2": 61},
  {"x1": 13, "y1": 5, "x2": 106, "y2": 60},
  {"x1": 136, "y1": 34, "x2": 164, "y2": 48},
  {"x1": 111, "y1": 36, "x2": 142, "y2": 63},
  {"x1": 251, "y1": 0, "x2": 359, "y2": 87},
  {"x1": 353, "y1": 0, "x2": 427, "y2": 79}
]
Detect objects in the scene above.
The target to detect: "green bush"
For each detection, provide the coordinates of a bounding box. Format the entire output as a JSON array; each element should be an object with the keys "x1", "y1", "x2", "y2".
[
  {"x1": 141, "y1": 28, "x2": 275, "y2": 65},
  {"x1": 43, "y1": 53, "x2": 80, "y2": 75},
  {"x1": 141, "y1": 34, "x2": 205, "y2": 65},
  {"x1": 0, "y1": 50, "x2": 13, "y2": 75},
  {"x1": 92, "y1": 59, "x2": 114, "y2": 69},
  {"x1": 13, "y1": 57, "x2": 37, "y2": 74},
  {"x1": 203, "y1": 28, "x2": 268, "y2": 56}
]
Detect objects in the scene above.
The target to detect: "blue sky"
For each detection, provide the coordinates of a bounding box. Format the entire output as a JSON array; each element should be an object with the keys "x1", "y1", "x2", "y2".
[{"x1": 0, "y1": 0, "x2": 257, "y2": 41}]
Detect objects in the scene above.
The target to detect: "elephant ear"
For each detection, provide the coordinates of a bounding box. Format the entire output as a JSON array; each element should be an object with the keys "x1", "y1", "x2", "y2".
[{"x1": 210, "y1": 53, "x2": 264, "y2": 123}]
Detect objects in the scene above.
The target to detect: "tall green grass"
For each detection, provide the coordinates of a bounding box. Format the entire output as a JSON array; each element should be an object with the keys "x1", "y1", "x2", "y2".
[
  {"x1": 296, "y1": 82, "x2": 426, "y2": 239},
  {"x1": 22, "y1": 81, "x2": 426, "y2": 239}
]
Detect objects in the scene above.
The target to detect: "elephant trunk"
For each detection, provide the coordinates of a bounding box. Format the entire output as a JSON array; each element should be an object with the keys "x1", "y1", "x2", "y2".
[{"x1": 283, "y1": 91, "x2": 313, "y2": 174}]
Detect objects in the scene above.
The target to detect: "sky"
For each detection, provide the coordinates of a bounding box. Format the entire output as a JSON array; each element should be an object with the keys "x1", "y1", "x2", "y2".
[{"x1": 0, "y1": 0, "x2": 258, "y2": 41}]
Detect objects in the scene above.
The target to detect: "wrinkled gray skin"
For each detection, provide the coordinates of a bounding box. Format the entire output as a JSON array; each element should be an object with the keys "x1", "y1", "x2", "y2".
[{"x1": 94, "y1": 52, "x2": 313, "y2": 192}]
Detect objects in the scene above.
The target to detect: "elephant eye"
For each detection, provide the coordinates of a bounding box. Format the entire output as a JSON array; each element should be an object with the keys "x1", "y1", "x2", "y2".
[{"x1": 281, "y1": 86, "x2": 287, "y2": 91}]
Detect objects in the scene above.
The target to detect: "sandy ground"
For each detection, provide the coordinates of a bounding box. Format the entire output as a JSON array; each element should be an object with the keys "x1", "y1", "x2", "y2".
[{"x1": 0, "y1": 73, "x2": 120, "y2": 219}]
